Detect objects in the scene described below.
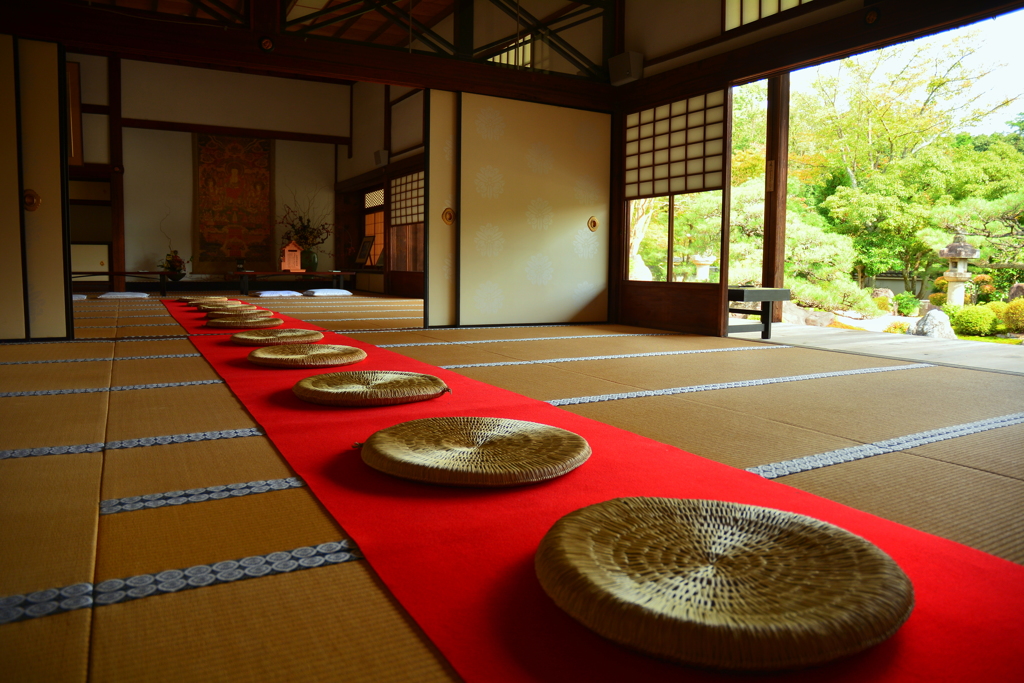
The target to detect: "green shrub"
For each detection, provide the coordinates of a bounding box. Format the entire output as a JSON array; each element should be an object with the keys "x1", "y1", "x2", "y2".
[
  {"x1": 932, "y1": 276, "x2": 948, "y2": 293},
  {"x1": 884, "y1": 321, "x2": 910, "y2": 334},
  {"x1": 789, "y1": 280, "x2": 879, "y2": 316},
  {"x1": 893, "y1": 291, "x2": 920, "y2": 316},
  {"x1": 1004, "y1": 298, "x2": 1024, "y2": 333},
  {"x1": 873, "y1": 296, "x2": 892, "y2": 313},
  {"x1": 985, "y1": 300, "x2": 1009, "y2": 322},
  {"x1": 928, "y1": 292, "x2": 946, "y2": 307},
  {"x1": 950, "y1": 305, "x2": 997, "y2": 336},
  {"x1": 973, "y1": 274, "x2": 998, "y2": 303}
]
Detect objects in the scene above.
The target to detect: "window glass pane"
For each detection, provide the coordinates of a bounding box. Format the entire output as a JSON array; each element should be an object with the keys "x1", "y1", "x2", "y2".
[
  {"x1": 673, "y1": 190, "x2": 722, "y2": 283},
  {"x1": 627, "y1": 197, "x2": 670, "y2": 281}
]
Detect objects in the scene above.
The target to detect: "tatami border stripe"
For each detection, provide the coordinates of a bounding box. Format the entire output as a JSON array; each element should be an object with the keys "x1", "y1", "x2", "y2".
[
  {"x1": 442, "y1": 345, "x2": 790, "y2": 369},
  {"x1": 100, "y1": 476, "x2": 305, "y2": 514},
  {"x1": 747, "y1": 412, "x2": 1024, "y2": 479},
  {"x1": 380, "y1": 333, "x2": 672, "y2": 348},
  {"x1": 300, "y1": 317, "x2": 423, "y2": 322},
  {"x1": 0, "y1": 427, "x2": 264, "y2": 460},
  {"x1": 0, "y1": 540, "x2": 360, "y2": 624},
  {"x1": 548, "y1": 363, "x2": 933, "y2": 406},
  {"x1": 0, "y1": 379, "x2": 224, "y2": 397},
  {"x1": 0, "y1": 353, "x2": 202, "y2": 366}
]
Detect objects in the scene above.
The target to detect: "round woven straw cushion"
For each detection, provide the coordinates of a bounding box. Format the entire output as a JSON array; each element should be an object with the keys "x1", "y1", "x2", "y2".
[
  {"x1": 293, "y1": 370, "x2": 449, "y2": 407},
  {"x1": 231, "y1": 329, "x2": 325, "y2": 346},
  {"x1": 361, "y1": 417, "x2": 591, "y2": 487},
  {"x1": 535, "y1": 497, "x2": 914, "y2": 671},
  {"x1": 196, "y1": 302, "x2": 249, "y2": 312},
  {"x1": 207, "y1": 308, "x2": 270, "y2": 319},
  {"x1": 206, "y1": 316, "x2": 283, "y2": 329},
  {"x1": 179, "y1": 296, "x2": 227, "y2": 303},
  {"x1": 247, "y1": 344, "x2": 366, "y2": 368}
]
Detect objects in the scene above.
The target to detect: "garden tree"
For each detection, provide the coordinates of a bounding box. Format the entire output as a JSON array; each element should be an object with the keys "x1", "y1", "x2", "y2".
[
  {"x1": 627, "y1": 196, "x2": 668, "y2": 280},
  {"x1": 731, "y1": 81, "x2": 769, "y2": 186},
  {"x1": 955, "y1": 112, "x2": 1024, "y2": 154},
  {"x1": 934, "y1": 193, "x2": 1024, "y2": 266},
  {"x1": 790, "y1": 32, "x2": 1017, "y2": 193},
  {"x1": 818, "y1": 142, "x2": 1018, "y2": 295}
]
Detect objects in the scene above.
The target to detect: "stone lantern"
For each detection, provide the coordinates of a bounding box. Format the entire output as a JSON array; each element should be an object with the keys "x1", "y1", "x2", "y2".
[
  {"x1": 691, "y1": 254, "x2": 716, "y2": 282},
  {"x1": 938, "y1": 233, "x2": 980, "y2": 306}
]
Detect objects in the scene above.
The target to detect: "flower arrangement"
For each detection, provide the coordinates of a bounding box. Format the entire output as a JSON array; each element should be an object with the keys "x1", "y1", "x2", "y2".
[
  {"x1": 159, "y1": 250, "x2": 187, "y2": 273},
  {"x1": 157, "y1": 212, "x2": 189, "y2": 275},
  {"x1": 279, "y1": 190, "x2": 333, "y2": 251}
]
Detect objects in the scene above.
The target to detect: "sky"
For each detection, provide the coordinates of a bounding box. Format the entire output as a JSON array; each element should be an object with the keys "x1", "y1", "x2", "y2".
[{"x1": 789, "y1": 7, "x2": 1024, "y2": 136}]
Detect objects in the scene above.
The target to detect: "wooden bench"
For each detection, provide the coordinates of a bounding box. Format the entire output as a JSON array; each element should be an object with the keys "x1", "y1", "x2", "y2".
[{"x1": 727, "y1": 287, "x2": 791, "y2": 340}]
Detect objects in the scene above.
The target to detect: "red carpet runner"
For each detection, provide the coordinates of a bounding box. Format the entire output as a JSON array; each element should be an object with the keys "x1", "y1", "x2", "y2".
[{"x1": 166, "y1": 301, "x2": 1024, "y2": 682}]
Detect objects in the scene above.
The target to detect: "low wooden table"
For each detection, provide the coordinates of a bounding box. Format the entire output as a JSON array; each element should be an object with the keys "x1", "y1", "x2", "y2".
[
  {"x1": 72, "y1": 271, "x2": 179, "y2": 296},
  {"x1": 727, "y1": 287, "x2": 791, "y2": 340},
  {"x1": 237, "y1": 271, "x2": 353, "y2": 295}
]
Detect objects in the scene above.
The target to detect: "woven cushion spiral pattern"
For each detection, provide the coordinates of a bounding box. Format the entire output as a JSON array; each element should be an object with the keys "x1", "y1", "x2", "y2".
[
  {"x1": 231, "y1": 329, "x2": 325, "y2": 346},
  {"x1": 207, "y1": 308, "x2": 270, "y2": 319},
  {"x1": 361, "y1": 417, "x2": 591, "y2": 487},
  {"x1": 206, "y1": 316, "x2": 283, "y2": 329},
  {"x1": 535, "y1": 497, "x2": 914, "y2": 671},
  {"x1": 293, "y1": 371, "x2": 449, "y2": 407},
  {"x1": 247, "y1": 344, "x2": 366, "y2": 368}
]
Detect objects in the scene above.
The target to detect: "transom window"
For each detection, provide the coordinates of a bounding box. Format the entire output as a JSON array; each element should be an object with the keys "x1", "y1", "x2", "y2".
[
  {"x1": 624, "y1": 91, "x2": 727, "y2": 199},
  {"x1": 724, "y1": 0, "x2": 817, "y2": 32}
]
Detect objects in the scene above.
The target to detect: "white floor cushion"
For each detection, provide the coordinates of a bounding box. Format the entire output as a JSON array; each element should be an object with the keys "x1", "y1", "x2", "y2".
[
  {"x1": 98, "y1": 291, "x2": 150, "y2": 299},
  {"x1": 72, "y1": 294, "x2": 87, "y2": 301},
  {"x1": 254, "y1": 290, "x2": 302, "y2": 297},
  {"x1": 303, "y1": 289, "x2": 352, "y2": 296}
]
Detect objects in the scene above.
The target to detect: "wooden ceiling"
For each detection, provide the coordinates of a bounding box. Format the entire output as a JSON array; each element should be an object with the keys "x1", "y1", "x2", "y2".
[
  {"x1": 284, "y1": 0, "x2": 457, "y2": 50},
  {"x1": 66, "y1": 0, "x2": 249, "y2": 25}
]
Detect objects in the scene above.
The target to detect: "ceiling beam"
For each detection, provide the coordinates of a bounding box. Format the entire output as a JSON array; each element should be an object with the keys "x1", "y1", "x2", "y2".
[{"x1": 3, "y1": 0, "x2": 613, "y2": 110}]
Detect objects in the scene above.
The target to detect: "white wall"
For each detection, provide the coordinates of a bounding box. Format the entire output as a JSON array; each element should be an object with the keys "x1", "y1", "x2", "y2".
[
  {"x1": 275, "y1": 140, "x2": 337, "y2": 268},
  {"x1": 122, "y1": 60, "x2": 350, "y2": 136},
  {"x1": 122, "y1": 128, "x2": 192, "y2": 275},
  {"x1": 337, "y1": 81, "x2": 385, "y2": 182}
]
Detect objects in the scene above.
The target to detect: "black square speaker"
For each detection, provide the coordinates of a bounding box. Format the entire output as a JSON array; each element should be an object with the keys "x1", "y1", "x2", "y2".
[{"x1": 609, "y1": 51, "x2": 643, "y2": 86}]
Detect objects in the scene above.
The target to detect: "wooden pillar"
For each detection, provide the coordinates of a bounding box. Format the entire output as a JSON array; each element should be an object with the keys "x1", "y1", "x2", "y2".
[
  {"x1": 108, "y1": 54, "x2": 125, "y2": 291},
  {"x1": 763, "y1": 73, "x2": 789, "y2": 321}
]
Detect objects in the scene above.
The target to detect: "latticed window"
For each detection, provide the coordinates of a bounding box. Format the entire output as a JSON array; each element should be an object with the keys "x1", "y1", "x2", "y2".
[
  {"x1": 625, "y1": 90, "x2": 731, "y2": 284},
  {"x1": 723, "y1": 0, "x2": 816, "y2": 31},
  {"x1": 624, "y1": 91, "x2": 727, "y2": 199},
  {"x1": 389, "y1": 173, "x2": 424, "y2": 272}
]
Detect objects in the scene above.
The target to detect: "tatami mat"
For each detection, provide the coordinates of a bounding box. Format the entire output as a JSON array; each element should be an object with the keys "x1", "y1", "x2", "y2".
[
  {"x1": 563, "y1": 394, "x2": 862, "y2": 469},
  {"x1": 95, "y1": 487, "x2": 344, "y2": 581},
  {"x1": 0, "y1": 394, "x2": 109, "y2": 450},
  {"x1": 101, "y1": 437, "x2": 296, "y2": 500},
  {"x1": 109, "y1": 356, "x2": 220, "y2": 386},
  {"x1": 0, "y1": 341, "x2": 113, "y2": 362},
  {"x1": 105, "y1": 384, "x2": 256, "y2": 441},
  {"x1": 88, "y1": 563, "x2": 460, "y2": 683},
  {"x1": 0, "y1": 360, "x2": 112, "y2": 392},
  {"x1": 0, "y1": 453, "x2": 102, "y2": 594},
  {"x1": 3, "y1": 610, "x2": 91, "y2": 683},
  {"x1": 781, "y1": 452, "x2": 1024, "y2": 564}
]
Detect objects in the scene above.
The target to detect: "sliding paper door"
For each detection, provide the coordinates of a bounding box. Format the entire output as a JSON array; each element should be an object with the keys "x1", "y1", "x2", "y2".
[{"x1": 459, "y1": 94, "x2": 610, "y2": 325}]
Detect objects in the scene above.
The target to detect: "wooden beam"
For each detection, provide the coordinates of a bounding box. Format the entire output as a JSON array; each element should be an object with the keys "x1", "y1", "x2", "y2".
[
  {"x1": 121, "y1": 118, "x2": 352, "y2": 145},
  {"x1": 5, "y1": 1, "x2": 612, "y2": 111}
]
